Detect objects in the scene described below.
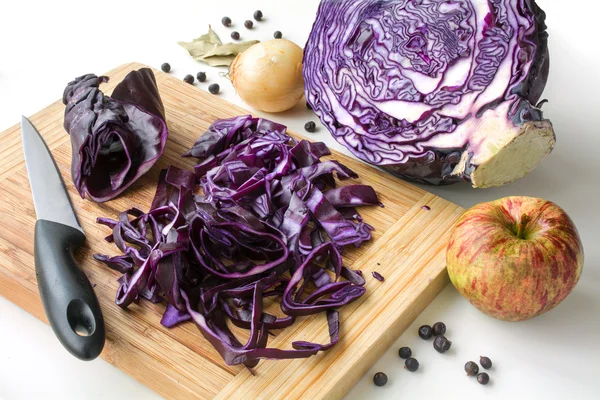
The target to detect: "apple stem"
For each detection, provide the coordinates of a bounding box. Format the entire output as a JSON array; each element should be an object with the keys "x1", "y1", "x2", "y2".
[{"x1": 517, "y1": 214, "x2": 531, "y2": 239}]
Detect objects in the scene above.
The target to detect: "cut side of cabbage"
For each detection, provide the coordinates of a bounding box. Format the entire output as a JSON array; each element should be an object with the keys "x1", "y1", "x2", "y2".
[{"x1": 304, "y1": 0, "x2": 553, "y2": 187}]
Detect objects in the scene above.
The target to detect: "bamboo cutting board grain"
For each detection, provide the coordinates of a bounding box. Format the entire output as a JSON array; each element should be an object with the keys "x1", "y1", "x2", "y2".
[{"x1": 0, "y1": 63, "x2": 464, "y2": 400}]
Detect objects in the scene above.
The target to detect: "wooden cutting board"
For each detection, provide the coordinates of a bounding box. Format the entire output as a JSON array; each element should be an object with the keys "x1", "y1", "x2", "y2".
[{"x1": 0, "y1": 63, "x2": 464, "y2": 400}]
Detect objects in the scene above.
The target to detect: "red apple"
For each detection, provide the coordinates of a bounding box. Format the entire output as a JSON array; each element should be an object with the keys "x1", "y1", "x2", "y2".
[{"x1": 447, "y1": 197, "x2": 584, "y2": 321}]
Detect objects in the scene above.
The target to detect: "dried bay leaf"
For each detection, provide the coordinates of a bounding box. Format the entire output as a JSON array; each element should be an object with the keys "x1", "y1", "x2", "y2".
[
  {"x1": 202, "y1": 40, "x2": 259, "y2": 58},
  {"x1": 179, "y1": 26, "x2": 259, "y2": 67},
  {"x1": 194, "y1": 56, "x2": 237, "y2": 67}
]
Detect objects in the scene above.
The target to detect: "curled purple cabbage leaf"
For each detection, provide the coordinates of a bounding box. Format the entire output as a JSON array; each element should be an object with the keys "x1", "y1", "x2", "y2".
[
  {"x1": 304, "y1": 0, "x2": 553, "y2": 186},
  {"x1": 63, "y1": 68, "x2": 168, "y2": 202},
  {"x1": 95, "y1": 116, "x2": 379, "y2": 367}
]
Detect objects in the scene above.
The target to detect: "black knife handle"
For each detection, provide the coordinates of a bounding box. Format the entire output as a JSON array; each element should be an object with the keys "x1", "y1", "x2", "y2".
[{"x1": 34, "y1": 219, "x2": 105, "y2": 361}]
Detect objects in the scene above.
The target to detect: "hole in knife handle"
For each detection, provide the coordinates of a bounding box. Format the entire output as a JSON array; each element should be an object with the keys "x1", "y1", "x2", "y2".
[{"x1": 66, "y1": 299, "x2": 96, "y2": 337}]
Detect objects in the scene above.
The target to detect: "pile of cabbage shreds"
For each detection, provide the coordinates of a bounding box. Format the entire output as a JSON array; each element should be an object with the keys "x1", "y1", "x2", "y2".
[{"x1": 94, "y1": 115, "x2": 380, "y2": 367}]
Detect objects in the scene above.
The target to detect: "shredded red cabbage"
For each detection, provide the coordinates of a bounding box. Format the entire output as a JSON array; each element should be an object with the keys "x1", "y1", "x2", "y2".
[
  {"x1": 95, "y1": 115, "x2": 379, "y2": 367},
  {"x1": 372, "y1": 271, "x2": 385, "y2": 282}
]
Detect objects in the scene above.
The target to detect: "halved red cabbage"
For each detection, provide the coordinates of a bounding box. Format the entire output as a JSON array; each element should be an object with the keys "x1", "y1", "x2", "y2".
[
  {"x1": 95, "y1": 116, "x2": 379, "y2": 367},
  {"x1": 63, "y1": 68, "x2": 168, "y2": 202},
  {"x1": 304, "y1": 0, "x2": 555, "y2": 188}
]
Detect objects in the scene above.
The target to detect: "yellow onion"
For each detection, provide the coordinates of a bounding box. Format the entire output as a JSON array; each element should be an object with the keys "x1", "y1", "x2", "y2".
[{"x1": 230, "y1": 39, "x2": 304, "y2": 113}]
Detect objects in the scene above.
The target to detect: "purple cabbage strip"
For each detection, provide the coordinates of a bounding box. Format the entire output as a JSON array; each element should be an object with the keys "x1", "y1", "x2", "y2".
[
  {"x1": 324, "y1": 185, "x2": 379, "y2": 208},
  {"x1": 372, "y1": 271, "x2": 385, "y2": 282},
  {"x1": 95, "y1": 116, "x2": 380, "y2": 367}
]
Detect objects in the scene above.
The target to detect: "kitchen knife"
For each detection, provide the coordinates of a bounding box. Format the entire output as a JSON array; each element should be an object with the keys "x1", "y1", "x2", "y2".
[{"x1": 21, "y1": 116, "x2": 105, "y2": 361}]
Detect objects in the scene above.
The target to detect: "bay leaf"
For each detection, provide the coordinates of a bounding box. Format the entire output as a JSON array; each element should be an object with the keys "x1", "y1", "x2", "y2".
[
  {"x1": 179, "y1": 26, "x2": 259, "y2": 67},
  {"x1": 178, "y1": 41, "x2": 218, "y2": 58},
  {"x1": 196, "y1": 25, "x2": 222, "y2": 45},
  {"x1": 202, "y1": 40, "x2": 259, "y2": 58},
  {"x1": 193, "y1": 55, "x2": 237, "y2": 67}
]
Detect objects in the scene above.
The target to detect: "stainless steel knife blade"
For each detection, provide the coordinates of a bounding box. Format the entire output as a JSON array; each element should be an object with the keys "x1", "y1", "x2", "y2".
[{"x1": 21, "y1": 116, "x2": 84, "y2": 234}]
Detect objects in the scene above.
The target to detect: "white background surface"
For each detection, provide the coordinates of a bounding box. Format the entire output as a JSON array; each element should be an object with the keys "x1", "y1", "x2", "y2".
[{"x1": 1, "y1": 0, "x2": 599, "y2": 399}]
